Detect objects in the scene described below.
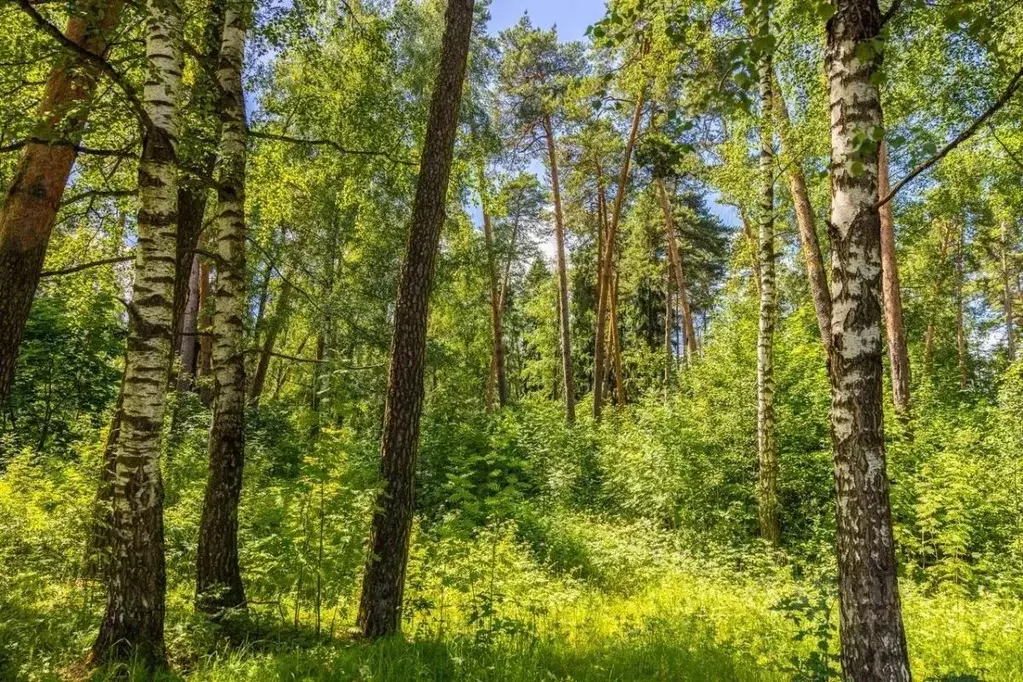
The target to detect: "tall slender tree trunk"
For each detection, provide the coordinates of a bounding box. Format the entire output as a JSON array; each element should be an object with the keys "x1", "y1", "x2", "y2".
[
  {"x1": 172, "y1": 0, "x2": 227, "y2": 347},
  {"x1": 91, "y1": 0, "x2": 183, "y2": 667},
  {"x1": 250, "y1": 280, "x2": 292, "y2": 407},
  {"x1": 1002, "y1": 219, "x2": 1015, "y2": 362},
  {"x1": 0, "y1": 0, "x2": 125, "y2": 406},
  {"x1": 655, "y1": 179, "x2": 698, "y2": 360},
  {"x1": 825, "y1": 0, "x2": 911, "y2": 677},
  {"x1": 593, "y1": 91, "x2": 645, "y2": 419},
  {"x1": 664, "y1": 262, "x2": 674, "y2": 391},
  {"x1": 878, "y1": 143, "x2": 911, "y2": 417},
  {"x1": 755, "y1": 0, "x2": 780, "y2": 546},
  {"x1": 542, "y1": 116, "x2": 576, "y2": 423},
  {"x1": 955, "y1": 223, "x2": 968, "y2": 390},
  {"x1": 610, "y1": 269, "x2": 625, "y2": 405},
  {"x1": 356, "y1": 0, "x2": 473, "y2": 639},
  {"x1": 773, "y1": 77, "x2": 832, "y2": 353},
  {"x1": 198, "y1": 256, "x2": 214, "y2": 402},
  {"x1": 196, "y1": 2, "x2": 249, "y2": 617},
  {"x1": 177, "y1": 256, "x2": 202, "y2": 390},
  {"x1": 479, "y1": 175, "x2": 507, "y2": 409}
]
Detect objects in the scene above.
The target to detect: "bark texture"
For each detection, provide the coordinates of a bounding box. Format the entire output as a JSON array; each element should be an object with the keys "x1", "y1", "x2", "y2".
[
  {"x1": 755, "y1": 2, "x2": 780, "y2": 546},
  {"x1": 0, "y1": 0, "x2": 125, "y2": 406},
  {"x1": 878, "y1": 143, "x2": 911, "y2": 416},
  {"x1": 91, "y1": 0, "x2": 183, "y2": 667},
  {"x1": 593, "y1": 92, "x2": 645, "y2": 419},
  {"x1": 196, "y1": 1, "x2": 248, "y2": 616},
  {"x1": 542, "y1": 116, "x2": 576, "y2": 423},
  {"x1": 825, "y1": 0, "x2": 911, "y2": 677},
  {"x1": 356, "y1": 0, "x2": 473, "y2": 639}
]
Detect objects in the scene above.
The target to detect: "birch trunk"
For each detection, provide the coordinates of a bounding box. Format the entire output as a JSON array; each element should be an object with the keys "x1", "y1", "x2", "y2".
[
  {"x1": 825, "y1": 0, "x2": 911, "y2": 676},
  {"x1": 197, "y1": 2, "x2": 249, "y2": 616},
  {"x1": 356, "y1": 0, "x2": 473, "y2": 638},
  {"x1": 542, "y1": 116, "x2": 576, "y2": 423},
  {"x1": 755, "y1": 0, "x2": 780, "y2": 546},
  {"x1": 91, "y1": 0, "x2": 183, "y2": 667},
  {"x1": 0, "y1": 0, "x2": 125, "y2": 405},
  {"x1": 593, "y1": 92, "x2": 645, "y2": 419},
  {"x1": 878, "y1": 143, "x2": 911, "y2": 416}
]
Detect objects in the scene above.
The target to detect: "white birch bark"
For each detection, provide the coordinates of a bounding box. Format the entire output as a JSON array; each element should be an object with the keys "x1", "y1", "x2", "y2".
[
  {"x1": 92, "y1": 0, "x2": 183, "y2": 666},
  {"x1": 825, "y1": 0, "x2": 911, "y2": 677}
]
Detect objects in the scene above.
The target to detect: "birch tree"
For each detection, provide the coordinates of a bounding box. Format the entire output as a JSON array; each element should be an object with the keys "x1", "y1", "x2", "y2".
[
  {"x1": 824, "y1": 0, "x2": 911, "y2": 675},
  {"x1": 91, "y1": 0, "x2": 183, "y2": 667}
]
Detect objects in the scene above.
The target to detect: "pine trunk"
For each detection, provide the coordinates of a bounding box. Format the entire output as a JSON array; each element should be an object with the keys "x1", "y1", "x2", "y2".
[
  {"x1": 825, "y1": 0, "x2": 911, "y2": 677},
  {"x1": 542, "y1": 117, "x2": 576, "y2": 423},
  {"x1": 0, "y1": 0, "x2": 125, "y2": 405},
  {"x1": 773, "y1": 78, "x2": 832, "y2": 353},
  {"x1": 91, "y1": 0, "x2": 183, "y2": 667},
  {"x1": 756, "y1": 1, "x2": 780, "y2": 546},
  {"x1": 196, "y1": 3, "x2": 249, "y2": 616},
  {"x1": 593, "y1": 92, "x2": 645, "y2": 419},
  {"x1": 878, "y1": 143, "x2": 911, "y2": 417},
  {"x1": 655, "y1": 179, "x2": 698, "y2": 360},
  {"x1": 356, "y1": 0, "x2": 473, "y2": 639}
]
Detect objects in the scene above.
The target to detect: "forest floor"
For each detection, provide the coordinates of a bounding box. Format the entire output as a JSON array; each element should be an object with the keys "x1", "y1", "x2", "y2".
[{"x1": 4, "y1": 525, "x2": 1022, "y2": 682}]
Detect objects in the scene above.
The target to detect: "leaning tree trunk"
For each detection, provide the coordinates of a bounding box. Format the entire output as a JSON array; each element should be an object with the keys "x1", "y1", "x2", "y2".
[
  {"x1": 542, "y1": 116, "x2": 576, "y2": 423},
  {"x1": 196, "y1": 2, "x2": 249, "y2": 617},
  {"x1": 0, "y1": 0, "x2": 125, "y2": 406},
  {"x1": 250, "y1": 280, "x2": 292, "y2": 407},
  {"x1": 91, "y1": 0, "x2": 183, "y2": 668},
  {"x1": 177, "y1": 257, "x2": 202, "y2": 390},
  {"x1": 825, "y1": 0, "x2": 912, "y2": 677},
  {"x1": 356, "y1": 0, "x2": 473, "y2": 639},
  {"x1": 655, "y1": 179, "x2": 698, "y2": 360},
  {"x1": 773, "y1": 77, "x2": 832, "y2": 354},
  {"x1": 755, "y1": 0, "x2": 780, "y2": 546},
  {"x1": 878, "y1": 142, "x2": 911, "y2": 417},
  {"x1": 593, "y1": 91, "x2": 645, "y2": 419}
]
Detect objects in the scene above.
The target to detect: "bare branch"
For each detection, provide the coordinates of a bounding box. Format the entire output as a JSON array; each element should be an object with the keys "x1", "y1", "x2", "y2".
[
  {"x1": 40, "y1": 255, "x2": 133, "y2": 277},
  {"x1": 878, "y1": 64, "x2": 1023, "y2": 209}
]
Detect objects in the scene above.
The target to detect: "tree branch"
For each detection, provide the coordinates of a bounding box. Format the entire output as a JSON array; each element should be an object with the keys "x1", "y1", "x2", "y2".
[
  {"x1": 248, "y1": 129, "x2": 415, "y2": 166},
  {"x1": 0, "y1": 138, "x2": 135, "y2": 157},
  {"x1": 13, "y1": 0, "x2": 151, "y2": 131},
  {"x1": 878, "y1": 64, "x2": 1023, "y2": 209},
  {"x1": 40, "y1": 255, "x2": 133, "y2": 278}
]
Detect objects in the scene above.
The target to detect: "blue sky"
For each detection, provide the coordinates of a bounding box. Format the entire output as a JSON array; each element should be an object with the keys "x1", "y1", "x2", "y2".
[{"x1": 488, "y1": 0, "x2": 605, "y2": 41}]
